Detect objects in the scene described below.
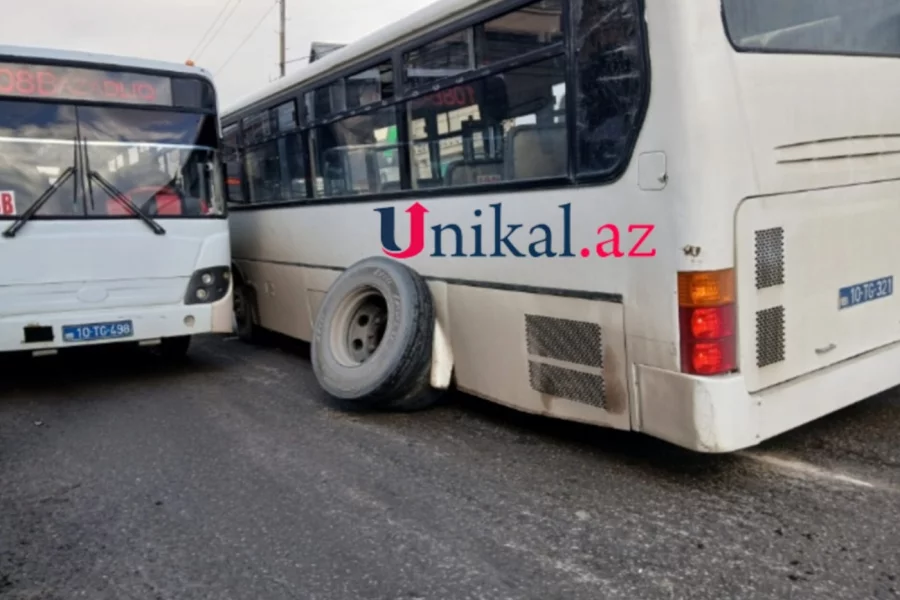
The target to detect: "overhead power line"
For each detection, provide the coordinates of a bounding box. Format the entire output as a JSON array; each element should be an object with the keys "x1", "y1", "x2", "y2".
[
  {"x1": 214, "y1": 1, "x2": 279, "y2": 76},
  {"x1": 195, "y1": 0, "x2": 245, "y2": 62},
  {"x1": 188, "y1": 0, "x2": 238, "y2": 61}
]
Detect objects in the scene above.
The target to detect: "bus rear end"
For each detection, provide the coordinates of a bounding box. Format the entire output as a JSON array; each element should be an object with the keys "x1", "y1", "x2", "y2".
[
  {"x1": 0, "y1": 49, "x2": 232, "y2": 357},
  {"x1": 639, "y1": 0, "x2": 900, "y2": 451}
]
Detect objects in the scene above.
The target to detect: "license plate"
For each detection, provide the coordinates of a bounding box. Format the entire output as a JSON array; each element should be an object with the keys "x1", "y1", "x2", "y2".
[
  {"x1": 839, "y1": 276, "x2": 893, "y2": 310},
  {"x1": 62, "y1": 320, "x2": 134, "y2": 343}
]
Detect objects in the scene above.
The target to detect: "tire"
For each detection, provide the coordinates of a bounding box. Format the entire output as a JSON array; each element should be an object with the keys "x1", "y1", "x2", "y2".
[
  {"x1": 311, "y1": 256, "x2": 440, "y2": 412},
  {"x1": 232, "y1": 279, "x2": 259, "y2": 343},
  {"x1": 159, "y1": 335, "x2": 191, "y2": 359}
]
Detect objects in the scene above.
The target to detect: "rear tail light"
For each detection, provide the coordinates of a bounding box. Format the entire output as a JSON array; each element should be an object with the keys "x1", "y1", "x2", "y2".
[{"x1": 678, "y1": 269, "x2": 737, "y2": 375}]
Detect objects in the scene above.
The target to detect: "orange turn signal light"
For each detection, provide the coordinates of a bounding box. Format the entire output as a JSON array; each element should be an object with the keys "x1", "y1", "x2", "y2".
[{"x1": 678, "y1": 269, "x2": 735, "y2": 307}]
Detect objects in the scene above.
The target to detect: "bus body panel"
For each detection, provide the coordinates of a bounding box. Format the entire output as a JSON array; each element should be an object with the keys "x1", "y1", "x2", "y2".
[
  {"x1": 637, "y1": 337, "x2": 900, "y2": 453},
  {"x1": 0, "y1": 220, "x2": 232, "y2": 352},
  {"x1": 724, "y1": 37, "x2": 900, "y2": 392},
  {"x1": 736, "y1": 180, "x2": 900, "y2": 393},
  {"x1": 0, "y1": 294, "x2": 233, "y2": 354},
  {"x1": 654, "y1": 0, "x2": 761, "y2": 275},
  {"x1": 0, "y1": 220, "x2": 227, "y2": 287},
  {"x1": 223, "y1": 0, "x2": 900, "y2": 451},
  {"x1": 446, "y1": 284, "x2": 630, "y2": 429},
  {"x1": 233, "y1": 255, "x2": 633, "y2": 430},
  {"x1": 730, "y1": 47, "x2": 900, "y2": 197},
  {"x1": 229, "y1": 169, "x2": 674, "y2": 430}
]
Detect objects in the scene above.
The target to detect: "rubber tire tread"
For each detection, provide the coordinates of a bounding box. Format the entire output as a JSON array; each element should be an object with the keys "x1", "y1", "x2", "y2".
[
  {"x1": 312, "y1": 257, "x2": 440, "y2": 412},
  {"x1": 381, "y1": 270, "x2": 444, "y2": 412},
  {"x1": 232, "y1": 268, "x2": 260, "y2": 343}
]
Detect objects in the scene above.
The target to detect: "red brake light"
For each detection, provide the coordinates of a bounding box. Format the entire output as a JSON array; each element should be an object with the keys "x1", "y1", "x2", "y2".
[
  {"x1": 681, "y1": 337, "x2": 737, "y2": 375},
  {"x1": 678, "y1": 270, "x2": 738, "y2": 376},
  {"x1": 679, "y1": 305, "x2": 736, "y2": 340}
]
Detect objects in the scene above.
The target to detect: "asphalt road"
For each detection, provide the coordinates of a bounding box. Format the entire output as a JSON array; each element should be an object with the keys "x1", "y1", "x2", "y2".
[{"x1": 1, "y1": 334, "x2": 898, "y2": 600}]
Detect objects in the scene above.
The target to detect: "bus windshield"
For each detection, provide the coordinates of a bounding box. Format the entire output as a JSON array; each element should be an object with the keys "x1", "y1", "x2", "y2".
[
  {"x1": 722, "y1": 0, "x2": 900, "y2": 57},
  {"x1": 0, "y1": 100, "x2": 222, "y2": 219}
]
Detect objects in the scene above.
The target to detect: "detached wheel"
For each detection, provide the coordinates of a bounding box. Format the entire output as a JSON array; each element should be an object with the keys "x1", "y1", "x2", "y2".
[
  {"x1": 311, "y1": 256, "x2": 439, "y2": 412},
  {"x1": 159, "y1": 335, "x2": 191, "y2": 359},
  {"x1": 232, "y1": 277, "x2": 259, "y2": 342}
]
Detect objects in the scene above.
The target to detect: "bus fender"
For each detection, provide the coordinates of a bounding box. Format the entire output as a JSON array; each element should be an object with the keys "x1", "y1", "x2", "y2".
[{"x1": 430, "y1": 318, "x2": 454, "y2": 390}]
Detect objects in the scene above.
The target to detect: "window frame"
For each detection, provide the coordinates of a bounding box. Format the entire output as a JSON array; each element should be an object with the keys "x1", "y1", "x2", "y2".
[
  {"x1": 720, "y1": 0, "x2": 900, "y2": 59},
  {"x1": 223, "y1": 0, "x2": 651, "y2": 211}
]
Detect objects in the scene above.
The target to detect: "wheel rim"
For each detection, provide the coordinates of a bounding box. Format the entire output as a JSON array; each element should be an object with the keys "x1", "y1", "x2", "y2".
[{"x1": 330, "y1": 287, "x2": 389, "y2": 366}]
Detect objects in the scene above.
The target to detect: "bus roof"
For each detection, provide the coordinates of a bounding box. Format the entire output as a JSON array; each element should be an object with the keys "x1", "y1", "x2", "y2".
[
  {"x1": 222, "y1": 0, "x2": 487, "y2": 116},
  {"x1": 0, "y1": 44, "x2": 214, "y2": 81}
]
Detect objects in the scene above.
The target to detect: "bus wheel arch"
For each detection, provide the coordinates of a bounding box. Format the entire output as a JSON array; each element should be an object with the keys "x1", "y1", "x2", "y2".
[
  {"x1": 231, "y1": 264, "x2": 259, "y2": 341},
  {"x1": 311, "y1": 256, "x2": 442, "y2": 412}
]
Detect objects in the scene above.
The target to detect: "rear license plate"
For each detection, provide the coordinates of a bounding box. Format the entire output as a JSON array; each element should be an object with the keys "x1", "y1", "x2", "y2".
[
  {"x1": 839, "y1": 276, "x2": 893, "y2": 310},
  {"x1": 62, "y1": 320, "x2": 134, "y2": 343}
]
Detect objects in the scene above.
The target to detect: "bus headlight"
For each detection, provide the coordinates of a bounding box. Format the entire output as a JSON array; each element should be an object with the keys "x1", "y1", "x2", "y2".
[{"x1": 185, "y1": 266, "x2": 231, "y2": 305}]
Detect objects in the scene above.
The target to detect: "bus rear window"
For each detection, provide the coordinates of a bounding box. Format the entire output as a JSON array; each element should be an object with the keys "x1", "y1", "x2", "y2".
[{"x1": 723, "y1": 0, "x2": 900, "y2": 57}]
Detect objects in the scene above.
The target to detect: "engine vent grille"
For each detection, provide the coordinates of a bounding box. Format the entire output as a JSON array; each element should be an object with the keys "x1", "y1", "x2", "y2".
[
  {"x1": 755, "y1": 227, "x2": 785, "y2": 289},
  {"x1": 525, "y1": 314, "x2": 603, "y2": 367},
  {"x1": 756, "y1": 305, "x2": 785, "y2": 367},
  {"x1": 528, "y1": 361, "x2": 606, "y2": 409},
  {"x1": 524, "y1": 314, "x2": 605, "y2": 409}
]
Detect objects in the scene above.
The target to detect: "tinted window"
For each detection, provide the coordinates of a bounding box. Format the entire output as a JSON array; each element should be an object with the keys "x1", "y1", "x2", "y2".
[
  {"x1": 312, "y1": 85, "x2": 341, "y2": 120},
  {"x1": 404, "y1": 31, "x2": 473, "y2": 88},
  {"x1": 476, "y1": 0, "x2": 564, "y2": 65},
  {"x1": 572, "y1": 0, "x2": 645, "y2": 175},
  {"x1": 281, "y1": 132, "x2": 309, "y2": 200},
  {"x1": 272, "y1": 101, "x2": 297, "y2": 133},
  {"x1": 408, "y1": 56, "x2": 567, "y2": 188},
  {"x1": 171, "y1": 77, "x2": 216, "y2": 110},
  {"x1": 244, "y1": 141, "x2": 282, "y2": 203},
  {"x1": 723, "y1": 0, "x2": 900, "y2": 57},
  {"x1": 242, "y1": 112, "x2": 271, "y2": 145},
  {"x1": 346, "y1": 62, "x2": 392, "y2": 109},
  {"x1": 222, "y1": 124, "x2": 245, "y2": 203},
  {"x1": 79, "y1": 107, "x2": 216, "y2": 146},
  {"x1": 311, "y1": 106, "x2": 400, "y2": 197}
]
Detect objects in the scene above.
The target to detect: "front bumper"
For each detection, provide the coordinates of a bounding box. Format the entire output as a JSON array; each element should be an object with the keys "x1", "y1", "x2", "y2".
[{"x1": 0, "y1": 290, "x2": 233, "y2": 354}]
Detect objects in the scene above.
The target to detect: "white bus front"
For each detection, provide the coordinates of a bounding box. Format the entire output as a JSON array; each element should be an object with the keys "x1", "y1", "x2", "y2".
[{"x1": 0, "y1": 57, "x2": 232, "y2": 357}]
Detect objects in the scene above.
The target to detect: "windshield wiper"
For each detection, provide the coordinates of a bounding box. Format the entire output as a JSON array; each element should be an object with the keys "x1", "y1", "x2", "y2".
[
  {"x1": 3, "y1": 166, "x2": 77, "y2": 238},
  {"x1": 88, "y1": 171, "x2": 166, "y2": 235}
]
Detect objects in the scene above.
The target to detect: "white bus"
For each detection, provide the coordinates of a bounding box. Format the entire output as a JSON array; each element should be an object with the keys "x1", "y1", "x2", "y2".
[
  {"x1": 222, "y1": 0, "x2": 900, "y2": 453},
  {"x1": 0, "y1": 46, "x2": 232, "y2": 358}
]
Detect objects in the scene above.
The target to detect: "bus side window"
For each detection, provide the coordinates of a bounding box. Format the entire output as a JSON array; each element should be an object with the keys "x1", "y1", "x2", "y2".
[
  {"x1": 311, "y1": 104, "x2": 399, "y2": 198},
  {"x1": 223, "y1": 160, "x2": 245, "y2": 204},
  {"x1": 244, "y1": 141, "x2": 282, "y2": 204},
  {"x1": 222, "y1": 124, "x2": 247, "y2": 204},
  {"x1": 280, "y1": 132, "x2": 309, "y2": 200},
  {"x1": 407, "y1": 56, "x2": 568, "y2": 187},
  {"x1": 571, "y1": 0, "x2": 645, "y2": 176}
]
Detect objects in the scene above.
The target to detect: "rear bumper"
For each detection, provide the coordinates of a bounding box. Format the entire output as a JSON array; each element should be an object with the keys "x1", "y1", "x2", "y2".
[
  {"x1": 0, "y1": 289, "x2": 233, "y2": 353},
  {"x1": 635, "y1": 339, "x2": 900, "y2": 452}
]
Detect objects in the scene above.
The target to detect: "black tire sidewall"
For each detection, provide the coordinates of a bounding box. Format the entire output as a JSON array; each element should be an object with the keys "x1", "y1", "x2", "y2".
[
  {"x1": 312, "y1": 258, "x2": 430, "y2": 403},
  {"x1": 233, "y1": 282, "x2": 257, "y2": 341}
]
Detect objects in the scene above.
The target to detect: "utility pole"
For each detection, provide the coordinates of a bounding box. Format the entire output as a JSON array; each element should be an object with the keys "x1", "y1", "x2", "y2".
[{"x1": 278, "y1": 0, "x2": 286, "y2": 77}]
